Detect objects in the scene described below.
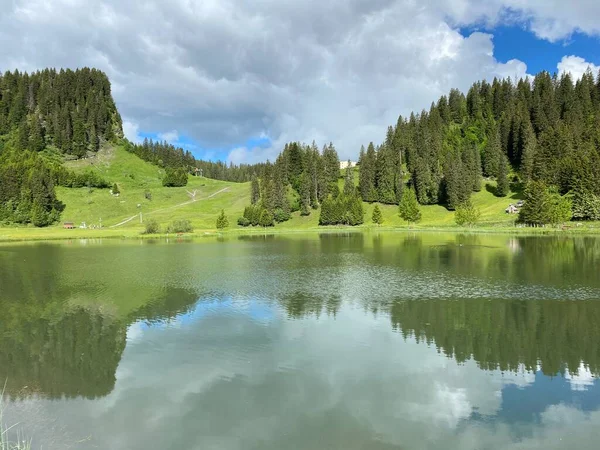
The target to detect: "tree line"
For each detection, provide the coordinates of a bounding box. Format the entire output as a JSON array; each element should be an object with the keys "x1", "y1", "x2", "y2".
[
  {"x1": 124, "y1": 138, "x2": 269, "y2": 184},
  {"x1": 362, "y1": 69, "x2": 600, "y2": 224},
  {"x1": 237, "y1": 142, "x2": 365, "y2": 227}
]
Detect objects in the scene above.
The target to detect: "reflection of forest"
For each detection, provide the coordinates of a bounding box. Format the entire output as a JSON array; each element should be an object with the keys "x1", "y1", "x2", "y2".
[
  {"x1": 0, "y1": 244, "x2": 200, "y2": 400},
  {"x1": 0, "y1": 287, "x2": 200, "y2": 400},
  {"x1": 389, "y1": 298, "x2": 600, "y2": 376}
]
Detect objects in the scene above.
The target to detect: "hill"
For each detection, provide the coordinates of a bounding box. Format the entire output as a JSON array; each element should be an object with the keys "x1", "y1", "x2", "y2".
[{"x1": 57, "y1": 144, "x2": 250, "y2": 231}]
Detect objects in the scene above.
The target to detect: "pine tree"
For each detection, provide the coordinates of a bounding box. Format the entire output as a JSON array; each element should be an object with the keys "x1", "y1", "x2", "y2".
[
  {"x1": 112, "y1": 183, "x2": 120, "y2": 195},
  {"x1": 496, "y1": 154, "x2": 510, "y2": 197},
  {"x1": 343, "y1": 161, "x2": 354, "y2": 196},
  {"x1": 372, "y1": 204, "x2": 383, "y2": 225},
  {"x1": 399, "y1": 188, "x2": 421, "y2": 224},
  {"x1": 31, "y1": 197, "x2": 50, "y2": 227},
  {"x1": 216, "y1": 209, "x2": 229, "y2": 229},
  {"x1": 259, "y1": 209, "x2": 274, "y2": 227},
  {"x1": 359, "y1": 142, "x2": 377, "y2": 202},
  {"x1": 251, "y1": 175, "x2": 260, "y2": 204}
]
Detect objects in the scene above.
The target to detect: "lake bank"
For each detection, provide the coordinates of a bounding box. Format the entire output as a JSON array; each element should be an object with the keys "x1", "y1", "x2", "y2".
[{"x1": 2, "y1": 221, "x2": 600, "y2": 243}]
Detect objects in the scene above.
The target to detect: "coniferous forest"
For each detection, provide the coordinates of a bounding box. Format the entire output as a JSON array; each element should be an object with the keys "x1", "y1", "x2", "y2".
[
  {"x1": 0, "y1": 68, "x2": 123, "y2": 226},
  {"x1": 2, "y1": 67, "x2": 600, "y2": 228}
]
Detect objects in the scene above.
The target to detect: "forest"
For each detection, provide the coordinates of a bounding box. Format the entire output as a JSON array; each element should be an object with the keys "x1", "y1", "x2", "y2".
[
  {"x1": 242, "y1": 68, "x2": 600, "y2": 228},
  {"x1": 2, "y1": 66, "x2": 600, "y2": 228}
]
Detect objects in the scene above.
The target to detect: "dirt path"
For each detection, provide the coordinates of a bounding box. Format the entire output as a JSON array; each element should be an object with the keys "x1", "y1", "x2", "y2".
[
  {"x1": 109, "y1": 215, "x2": 138, "y2": 228},
  {"x1": 109, "y1": 187, "x2": 230, "y2": 228}
]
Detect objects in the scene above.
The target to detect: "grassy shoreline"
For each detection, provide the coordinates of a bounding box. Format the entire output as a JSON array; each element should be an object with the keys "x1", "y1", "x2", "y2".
[{"x1": 2, "y1": 221, "x2": 599, "y2": 243}]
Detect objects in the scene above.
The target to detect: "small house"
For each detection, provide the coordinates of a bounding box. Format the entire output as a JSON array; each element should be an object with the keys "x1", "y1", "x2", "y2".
[
  {"x1": 505, "y1": 204, "x2": 519, "y2": 214},
  {"x1": 63, "y1": 222, "x2": 75, "y2": 229}
]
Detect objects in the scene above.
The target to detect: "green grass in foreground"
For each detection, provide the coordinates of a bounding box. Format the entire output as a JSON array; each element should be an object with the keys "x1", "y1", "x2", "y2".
[{"x1": 1, "y1": 145, "x2": 599, "y2": 241}]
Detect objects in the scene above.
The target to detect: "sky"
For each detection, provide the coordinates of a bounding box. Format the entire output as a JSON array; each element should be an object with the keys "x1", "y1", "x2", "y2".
[{"x1": 1, "y1": 0, "x2": 599, "y2": 163}]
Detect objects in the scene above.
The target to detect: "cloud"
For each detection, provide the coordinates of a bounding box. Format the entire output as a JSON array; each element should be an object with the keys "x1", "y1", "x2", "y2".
[
  {"x1": 157, "y1": 130, "x2": 180, "y2": 144},
  {"x1": 1, "y1": 1, "x2": 598, "y2": 162},
  {"x1": 558, "y1": 55, "x2": 600, "y2": 80},
  {"x1": 122, "y1": 119, "x2": 142, "y2": 144}
]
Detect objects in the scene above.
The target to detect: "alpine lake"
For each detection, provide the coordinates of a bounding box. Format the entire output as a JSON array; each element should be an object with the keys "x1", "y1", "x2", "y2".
[{"x1": 1, "y1": 232, "x2": 600, "y2": 450}]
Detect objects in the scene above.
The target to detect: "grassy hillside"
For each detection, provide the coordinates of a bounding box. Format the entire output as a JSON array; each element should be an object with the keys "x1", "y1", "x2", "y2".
[
  {"x1": 57, "y1": 145, "x2": 250, "y2": 231},
  {"x1": 4, "y1": 145, "x2": 598, "y2": 241}
]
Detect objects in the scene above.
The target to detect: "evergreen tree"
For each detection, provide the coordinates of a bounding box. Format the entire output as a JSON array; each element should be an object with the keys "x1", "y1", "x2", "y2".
[
  {"x1": 251, "y1": 175, "x2": 260, "y2": 204},
  {"x1": 343, "y1": 161, "x2": 354, "y2": 196},
  {"x1": 372, "y1": 204, "x2": 383, "y2": 225},
  {"x1": 359, "y1": 143, "x2": 377, "y2": 202},
  {"x1": 518, "y1": 181, "x2": 572, "y2": 225},
  {"x1": 31, "y1": 198, "x2": 50, "y2": 227},
  {"x1": 216, "y1": 209, "x2": 229, "y2": 229},
  {"x1": 259, "y1": 209, "x2": 274, "y2": 227},
  {"x1": 399, "y1": 188, "x2": 421, "y2": 224},
  {"x1": 112, "y1": 183, "x2": 120, "y2": 195},
  {"x1": 496, "y1": 154, "x2": 510, "y2": 197}
]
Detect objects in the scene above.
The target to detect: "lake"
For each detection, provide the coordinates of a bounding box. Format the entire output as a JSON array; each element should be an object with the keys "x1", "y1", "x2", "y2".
[{"x1": 1, "y1": 232, "x2": 600, "y2": 449}]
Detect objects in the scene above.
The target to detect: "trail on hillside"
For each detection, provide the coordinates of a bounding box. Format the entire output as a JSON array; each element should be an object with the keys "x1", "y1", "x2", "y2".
[
  {"x1": 109, "y1": 187, "x2": 230, "y2": 228},
  {"x1": 109, "y1": 215, "x2": 138, "y2": 228}
]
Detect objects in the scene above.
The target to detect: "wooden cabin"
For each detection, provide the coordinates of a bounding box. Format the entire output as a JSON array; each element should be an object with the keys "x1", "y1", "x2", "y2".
[{"x1": 63, "y1": 222, "x2": 75, "y2": 229}]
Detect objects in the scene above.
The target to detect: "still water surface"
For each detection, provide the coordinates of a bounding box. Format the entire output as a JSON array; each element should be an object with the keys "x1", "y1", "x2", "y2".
[{"x1": 1, "y1": 232, "x2": 600, "y2": 449}]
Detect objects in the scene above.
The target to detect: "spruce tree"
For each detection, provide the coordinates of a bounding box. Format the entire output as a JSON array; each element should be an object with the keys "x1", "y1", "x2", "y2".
[
  {"x1": 216, "y1": 209, "x2": 229, "y2": 229},
  {"x1": 343, "y1": 161, "x2": 354, "y2": 196},
  {"x1": 399, "y1": 188, "x2": 421, "y2": 224},
  {"x1": 372, "y1": 204, "x2": 383, "y2": 225},
  {"x1": 496, "y1": 155, "x2": 510, "y2": 197},
  {"x1": 250, "y1": 175, "x2": 260, "y2": 204}
]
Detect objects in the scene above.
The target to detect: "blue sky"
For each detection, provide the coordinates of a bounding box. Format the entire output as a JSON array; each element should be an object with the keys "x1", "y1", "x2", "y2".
[{"x1": 460, "y1": 25, "x2": 600, "y2": 75}]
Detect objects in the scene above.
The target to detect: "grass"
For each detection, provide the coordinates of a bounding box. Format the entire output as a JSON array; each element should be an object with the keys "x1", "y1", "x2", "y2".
[
  {"x1": 1, "y1": 147, "x2": 599, "y2": 241},
  {"x1": 1, "y1": 384, "x2": 31, "y2": 450}
]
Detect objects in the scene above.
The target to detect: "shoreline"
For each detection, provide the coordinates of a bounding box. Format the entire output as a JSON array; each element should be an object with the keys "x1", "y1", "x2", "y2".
[{"x1": 1, "y1": 222, "x2": 599, "y2": 243}]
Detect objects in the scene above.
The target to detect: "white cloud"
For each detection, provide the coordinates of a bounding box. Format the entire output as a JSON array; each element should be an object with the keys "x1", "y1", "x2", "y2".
[
  {"x1": 558, "y1": 55, "x2": 600, "y2": 80},
  {"x1": 1, "y1": 0, "x2": 599, "y2": 162},
  {"x1": 122, "y1": 119, "x2": 142, "y2": 144},
  {"x1": 157, "y1": 130, "x2": 179, "y2": 144}
]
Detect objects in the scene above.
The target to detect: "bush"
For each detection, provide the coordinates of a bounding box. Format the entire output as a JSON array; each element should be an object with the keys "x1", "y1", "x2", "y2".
[
  {"x1": 166, "y1": 219, "x2": 193, "y2": 233},
  {"x1": 144, "y1": 190, "x2": 152, "y2": 201},
  {"x1": 144, "y1": 219, "x2": 160, "y2": 234},
  {"x1": 455, "y1": 200, "x2": 481, "y2": 227},
  {"x1": 273, "y1": 208, "x2": 291, "y2": 223},
  {"x1": 216, "y1": 209, "x2": 229, "y2": 229},
  {"x1": 237, "y1": 217, "x2": 250, "y2": 227},
  {"x1": 112, "y1": 182, "x2": 120, "y2": 195},
  {"x1": 162, "y1": 167, "x2": 188, "y2": 187}
]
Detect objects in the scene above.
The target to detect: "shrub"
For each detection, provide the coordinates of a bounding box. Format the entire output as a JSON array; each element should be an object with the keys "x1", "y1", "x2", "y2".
[
  {"x1": 144, "y1": 219, "x2": 160, "y2": 234},
  {"x1": 216, "y1": 210, "x2": 229, "y2": 229},
  {"x1": 237, "y1": 217, "x2": 250, "y2": 227},
  {"x1": 455, "y1": 200, "x2": 481, "y2": 227},
  {"x1": 273, "y1": 208, "x2": 291, "y2": 223},
  {"x1": 162, "y1": 168, "x2": 188, "y2": 187},
  {"x1": 112, "y1": 182, "x2": 120, "y2": 195},
  {"x1": 166, "y1": 219, "x2": 193, "y2": 233}
]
